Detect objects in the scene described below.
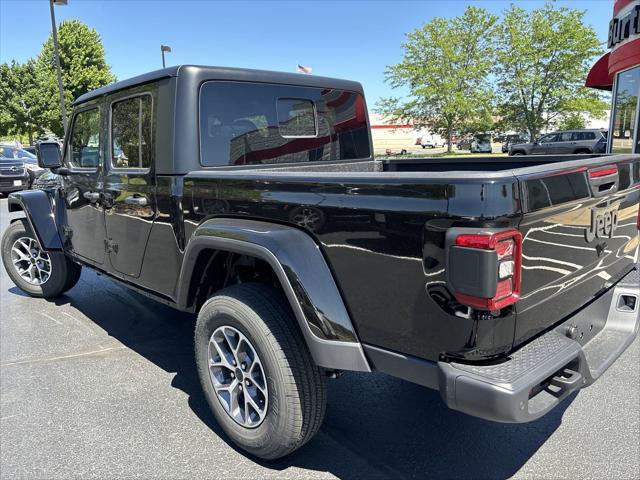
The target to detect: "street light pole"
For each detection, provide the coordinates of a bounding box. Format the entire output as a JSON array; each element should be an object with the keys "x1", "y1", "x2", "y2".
[
  {"x1": 161, "y1": 45, "x2": 171, "y2": 68},
  {"x1": 49, "y1": 0, "x2": 68, "y2": 136}
]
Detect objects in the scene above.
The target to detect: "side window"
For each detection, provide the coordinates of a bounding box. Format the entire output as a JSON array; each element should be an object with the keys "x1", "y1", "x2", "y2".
[
  {"x1": 199, "y1": 82, "x2": 370, "y2": 166},
  {"x1": 277, "y1": 98, "x2": 316, "y2": 137},
  {"x1": 574, "y1": 132, "x2": 596, "y2": 141},
  {"x1": 540, "y1": 134, "x2": 558, "y2": 143},
  {"x1": 111, "y1": 95, "x2": 152, "y2": 169},
  {"x1": 68, "y1": 108, "x2": 101, "y2": 169},
  {"x1": 560, "y1": 132, "x2": 573, "y2": 142}
]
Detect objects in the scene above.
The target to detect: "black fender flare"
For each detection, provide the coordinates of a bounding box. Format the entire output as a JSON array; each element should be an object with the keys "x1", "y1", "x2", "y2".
[
  {"x1": 176, "y1": 218, "x2": 371, "y2": 372},
  {"x1": 7, "y1": 190, "x2": 63, "y2": 251}
]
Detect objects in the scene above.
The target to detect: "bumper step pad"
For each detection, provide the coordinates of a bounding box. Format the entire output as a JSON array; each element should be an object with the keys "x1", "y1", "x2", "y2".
[{"x1": 438, "y1": 268, "x2": 639, "y2": 423}]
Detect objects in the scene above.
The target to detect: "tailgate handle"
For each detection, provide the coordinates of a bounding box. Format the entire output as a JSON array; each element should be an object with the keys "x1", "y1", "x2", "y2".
[
  {"x1": 588, "y1": 166, "x2": 619, "y2": 198},
  {"x1": 598, "y1": 181, "x2": 616, "y2": 193}
]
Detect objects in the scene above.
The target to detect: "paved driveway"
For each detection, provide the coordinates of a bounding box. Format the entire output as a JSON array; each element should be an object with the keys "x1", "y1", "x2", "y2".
[{"x1": 0, "y1": 197, "x2": 638, "y2": 479}]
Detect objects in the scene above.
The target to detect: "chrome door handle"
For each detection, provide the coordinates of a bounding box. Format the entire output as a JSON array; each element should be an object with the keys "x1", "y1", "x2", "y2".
[
  {"x1": 83, "y1": 191, "x2": 100, "y2": 202},
  {"x1": 124, "y1": 195, "x2": 148, "y2": 206}
]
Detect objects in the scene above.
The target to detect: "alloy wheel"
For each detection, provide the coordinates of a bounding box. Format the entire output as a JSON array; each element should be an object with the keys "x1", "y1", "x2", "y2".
[
  {"x1": 10, "y1": 237, "x2": 52, "y2": 285},
  {"x1": 208, "y1": 325, "x2": 269, "y2": 428}
]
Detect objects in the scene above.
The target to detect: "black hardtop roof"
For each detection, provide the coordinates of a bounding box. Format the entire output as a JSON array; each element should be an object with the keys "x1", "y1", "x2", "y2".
[{"x1": 74, "y1": 65, "x2": 365, "y2": 104}]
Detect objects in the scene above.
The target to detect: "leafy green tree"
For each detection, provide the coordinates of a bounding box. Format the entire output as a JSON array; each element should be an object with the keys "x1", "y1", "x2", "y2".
[
  {"x1": 557, "y1": 113, "x2": 587, "y2": 131},
  {"x1": 494, "y1": 2, "x2": 608, "y2": 140},
  {"x1": 376, "y1": 6, "x2": 497, "y2": 152},
  {"x1": 0, "y1": 61, "x2": 42, "y2": 144},
  {"x1": 34, "y1": 19, "x2": 115, "y2": 137}
]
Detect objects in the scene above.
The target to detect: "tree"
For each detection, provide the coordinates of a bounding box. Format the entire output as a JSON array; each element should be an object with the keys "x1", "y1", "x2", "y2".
[
  {"x1": 34, "y1": 19, "x2": 115, "y2": 137},
  {"x1": 376, "y1": 7, "x2": 497, "y2": 152},
  {"x1": 0, "y1": 61, "x2": 42, "y2": 144},
  {"x1": 494, "y1": 3, "x2": 608, "y2": 139},
  {"x1": 557, "y1": 113, "x2": 586, "y2": 131}
]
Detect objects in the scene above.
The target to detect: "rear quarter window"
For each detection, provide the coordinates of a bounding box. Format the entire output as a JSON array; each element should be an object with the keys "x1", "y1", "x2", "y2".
[{"x1": 199, "y1": 81, "x2": 370, "y2": 166}]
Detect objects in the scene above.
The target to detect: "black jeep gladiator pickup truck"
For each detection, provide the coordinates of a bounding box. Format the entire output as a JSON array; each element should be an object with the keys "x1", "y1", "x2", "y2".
[{"x1": 2, "y1": 66, "x2": 639, "y2": 460}]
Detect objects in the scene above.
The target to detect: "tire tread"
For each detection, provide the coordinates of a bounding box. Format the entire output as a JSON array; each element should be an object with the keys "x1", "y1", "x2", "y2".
[{"x1": 196, "y1": 283, "x2": 326, "y2": 459}]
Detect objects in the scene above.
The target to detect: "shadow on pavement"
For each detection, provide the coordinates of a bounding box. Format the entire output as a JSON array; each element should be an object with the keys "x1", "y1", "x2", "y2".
[{"x1": 43, "y1": 270, "x2": 573, "y2": 480}]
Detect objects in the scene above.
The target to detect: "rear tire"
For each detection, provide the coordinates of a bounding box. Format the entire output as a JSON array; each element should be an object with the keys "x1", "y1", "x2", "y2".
[
  {"x1": 1, "y1": 219, "x2": 81, "y2": 298},
  {"x1": 195, "y1": 283, "x2": 326, "y2": 460}
]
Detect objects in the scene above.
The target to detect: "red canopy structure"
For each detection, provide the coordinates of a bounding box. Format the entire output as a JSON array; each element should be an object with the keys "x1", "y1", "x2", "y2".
[{"x1": 585, "y1": 53, "x2": 614, "y2": 91}]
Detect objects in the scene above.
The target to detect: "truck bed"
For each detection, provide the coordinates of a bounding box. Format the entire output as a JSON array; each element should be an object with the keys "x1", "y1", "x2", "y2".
[
  {"x1": 235, "y1": 153, "x2": 604, "y2": 174},
  {"x1": 176, "y1": 153, "x2": 640, "y2": 363}
]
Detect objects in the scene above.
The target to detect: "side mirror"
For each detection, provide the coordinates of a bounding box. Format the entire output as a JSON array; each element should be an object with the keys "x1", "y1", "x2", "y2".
[{"x1": 36, "y1": 141, "x2": 62, "y2": 169}]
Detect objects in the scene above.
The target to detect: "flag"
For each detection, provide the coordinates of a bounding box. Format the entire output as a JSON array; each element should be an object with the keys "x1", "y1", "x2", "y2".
[{"x1": 297, "y1": 64, "x2": 312, "y2": 74}]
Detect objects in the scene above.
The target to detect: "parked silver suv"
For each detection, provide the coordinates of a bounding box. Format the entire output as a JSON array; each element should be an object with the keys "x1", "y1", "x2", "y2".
[{"x1": 509, "y1": 129, "x2": 607, "y2": 155}]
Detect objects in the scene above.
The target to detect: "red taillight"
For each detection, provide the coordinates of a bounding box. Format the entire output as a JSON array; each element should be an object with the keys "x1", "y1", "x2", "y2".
[{"x1": 454, "y1": 229, "x2": 522, "y2": 311}]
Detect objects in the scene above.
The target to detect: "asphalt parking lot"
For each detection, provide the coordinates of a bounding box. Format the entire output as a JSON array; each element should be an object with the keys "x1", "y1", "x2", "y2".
[{"x1": 0, "y1": 197, "x2": 638, "y2": 480}]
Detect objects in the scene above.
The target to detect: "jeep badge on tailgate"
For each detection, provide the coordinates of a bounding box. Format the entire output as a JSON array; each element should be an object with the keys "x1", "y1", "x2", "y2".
[{"x1": 585, "y1": 204, "x2": 619, "y2": 242}]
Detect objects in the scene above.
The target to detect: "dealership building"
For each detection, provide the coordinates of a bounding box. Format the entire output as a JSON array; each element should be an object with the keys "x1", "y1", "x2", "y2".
[{"x1": 587, "y1": 0, "x2": 640, "y2": 153}]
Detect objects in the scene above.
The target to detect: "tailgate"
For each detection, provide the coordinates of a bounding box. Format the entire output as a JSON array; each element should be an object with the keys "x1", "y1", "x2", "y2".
[{"x1": 514, "y1": 155, "x2": 640, "y2": 346}]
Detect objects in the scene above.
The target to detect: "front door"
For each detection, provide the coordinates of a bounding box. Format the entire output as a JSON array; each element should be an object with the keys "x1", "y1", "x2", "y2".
[
  {"x1": 62, "y1": 105, "x2": 106, "y2": 265},
  {"x1": 533, "y1": 132, "x2": 559, "y2": 154},
  {"x1": 103, "y1": 93, "x2": 156, "y2": 278}
]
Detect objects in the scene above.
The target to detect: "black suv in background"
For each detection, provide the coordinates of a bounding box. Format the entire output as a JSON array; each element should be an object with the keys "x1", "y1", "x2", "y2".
[
  {"x1": 509, "y1": 129, "x2": 607, "y2": 155},
  {"x1": 0, "y1": 145, "x2": 43, "y2": 194}
]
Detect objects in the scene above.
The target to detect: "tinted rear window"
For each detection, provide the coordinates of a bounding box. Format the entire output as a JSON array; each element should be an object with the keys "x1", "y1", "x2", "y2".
[
  {"x1": 199, "y1": 82, "x2": 370, "y2": 166},
  {"x1": 574, "y1": 131, "x2": 596, "y2": 140}
]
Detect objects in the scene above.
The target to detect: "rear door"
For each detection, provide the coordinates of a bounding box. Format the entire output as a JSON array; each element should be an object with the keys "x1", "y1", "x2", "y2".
[
  {"x1": 574, "y1": 130, "x2": 597, "y2": 151},
  {"x1": 514, "y1": 156, "x2": 639, "y2": 346},
  {"x1": 555, "y1": 131, "x2": 575, "y2": 153},
  {"x1": 102, "y1": 91, "x2": 156, "y2": 278}
]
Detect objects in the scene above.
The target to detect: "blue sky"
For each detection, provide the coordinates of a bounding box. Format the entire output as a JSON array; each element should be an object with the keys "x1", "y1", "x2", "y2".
[{"x1": 1, "y1": 0, "x2": 613, "y2": 105}]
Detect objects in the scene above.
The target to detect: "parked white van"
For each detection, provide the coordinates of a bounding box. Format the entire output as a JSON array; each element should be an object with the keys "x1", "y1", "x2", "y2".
[{"x1": 418, "y1": 133, "x2": 446, "y2": 149}]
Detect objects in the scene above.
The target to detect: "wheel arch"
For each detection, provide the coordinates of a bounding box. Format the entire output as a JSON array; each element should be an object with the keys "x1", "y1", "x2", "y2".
[
  {"x1": 7, "y1": 190, "x2": 62, "y2": 251},
  {"x1": 176, "y1": 218, "x2": 371, "y2": 372}
]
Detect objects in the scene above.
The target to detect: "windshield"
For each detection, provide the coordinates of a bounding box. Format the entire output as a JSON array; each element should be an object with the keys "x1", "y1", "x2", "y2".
[
  {"x1": 0, "y1": 146, "x2": 37, "y2": 161},
  {"x1": 475, "y1": 134, "x2": 491, "y2": 142}
]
